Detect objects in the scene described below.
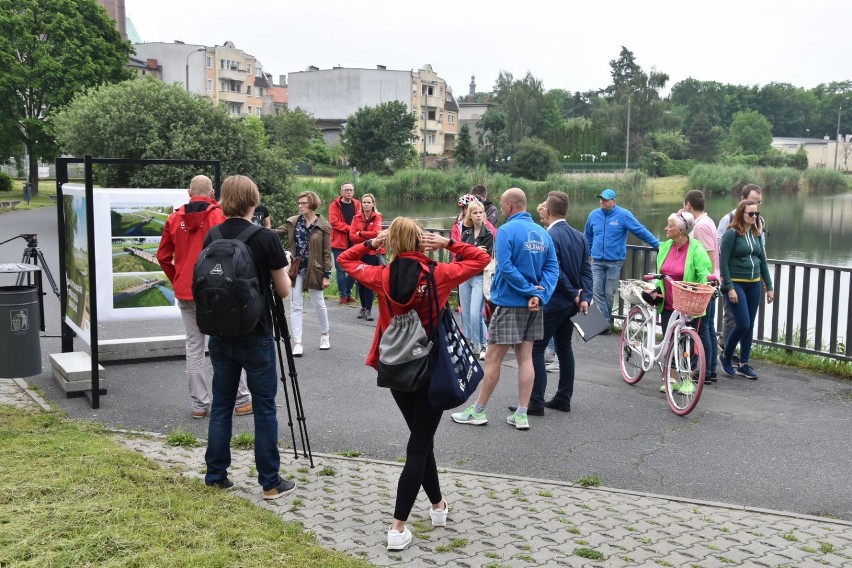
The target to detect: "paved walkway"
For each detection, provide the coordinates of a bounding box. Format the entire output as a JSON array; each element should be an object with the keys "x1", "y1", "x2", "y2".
[{"x1": 4, "y1": 379, "x2": 851, "y2": 567}]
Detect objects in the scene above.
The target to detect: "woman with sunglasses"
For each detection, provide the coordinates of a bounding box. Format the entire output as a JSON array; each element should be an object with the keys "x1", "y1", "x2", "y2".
[{"x1": 719, "y1": 200, "x2": 775, "y2": 379}]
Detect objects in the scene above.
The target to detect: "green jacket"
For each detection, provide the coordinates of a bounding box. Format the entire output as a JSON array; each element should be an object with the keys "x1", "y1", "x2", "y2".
[
  {"x1": 655, "y1": 238, "x2": 712, "y2": 315},
  {"x1": 719, "y1": 228, "x2": 773, "y2": 291}
]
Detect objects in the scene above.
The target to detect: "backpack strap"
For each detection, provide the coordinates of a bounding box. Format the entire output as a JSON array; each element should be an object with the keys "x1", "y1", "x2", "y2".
[
  {"x1": 233, "y1": 223, "x2": 263, "y2": 245},
  {"x1": 208, "y1": 224, "x2": 224, "y2": 242}
]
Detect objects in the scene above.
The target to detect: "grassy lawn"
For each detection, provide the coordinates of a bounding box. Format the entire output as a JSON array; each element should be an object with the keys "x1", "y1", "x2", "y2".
[
  {"x1": 647, "y1": 175, "x2": 688, "y2": 195},
  {"x1": 0, "y1": 407, "x2": 372, "y2": 567},
  {"x1": 0, "y1": 179, "x2": 58, "y2": 213}
]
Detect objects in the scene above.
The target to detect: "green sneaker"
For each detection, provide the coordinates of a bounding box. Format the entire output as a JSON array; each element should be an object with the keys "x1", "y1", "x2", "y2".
[
  {"x1": 506, "y1": 412, "x2": 529, "y2": 430},
  {"x1": 451, "y1": 405, "x2": 488, "y2": 425},
  {"x1": 675, "y1": 378, "x2": 696, "y2": 395}
]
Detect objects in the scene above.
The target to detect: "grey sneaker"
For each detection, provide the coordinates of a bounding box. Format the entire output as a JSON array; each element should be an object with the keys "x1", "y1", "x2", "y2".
[{"x1": 262, "y1": 479, "x2": 296, "y2": 500}]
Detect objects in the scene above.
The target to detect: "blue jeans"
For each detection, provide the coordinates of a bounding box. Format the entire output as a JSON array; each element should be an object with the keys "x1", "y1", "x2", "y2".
[
  {"x1": 531, "y1": 306, "x2": 577, "y2": 406},
  {"x1": 357, "y1": 254, "x2": 380, "y2": 311},
  {"x1": 459, "y1": 274, "x2": 485, "y2": 347},
  {"x1": 332, "y1": 247, "x2": 355, "y2": 299},
  {"x1": 591, "y1": 259, "x2": 623, "y2": 322},
  {"x1": 698, "y1": 296, "x2": 718, "y2": 375},
  {"x1": 205, "y1": 335, "x2": 281, "y2": 490},
  {"x1": 723, "y1": 281, "x2": 762, "y2": 364}
]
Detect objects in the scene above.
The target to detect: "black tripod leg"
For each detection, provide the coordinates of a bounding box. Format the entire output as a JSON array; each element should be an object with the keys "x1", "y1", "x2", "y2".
[
  {"x1": 35, "y1": 248, "x2": 59, "y2": 297},
  {"x1": 272, "y1": 298, "x2": 299, "y2": 459}
]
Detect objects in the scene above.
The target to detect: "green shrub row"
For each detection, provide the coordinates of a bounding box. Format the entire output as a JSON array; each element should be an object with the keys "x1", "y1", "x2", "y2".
[
  {"x1": 290, "y1": 167, "x2": 648, "y2": 206},
  {"x1": 0, "y1": 172, "x2": 12, "y2": 192},
  {"x1": 686, "y1": 164, "x2": 849, "y2": 195}
]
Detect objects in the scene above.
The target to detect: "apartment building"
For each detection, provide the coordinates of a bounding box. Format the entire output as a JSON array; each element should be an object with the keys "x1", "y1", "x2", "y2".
[
  {"x1": 132, "y1": 41, "x2": 271, "y2": 118},
  {"x1": 288, "y1": 64, "x2": 458, "y2": 156}
]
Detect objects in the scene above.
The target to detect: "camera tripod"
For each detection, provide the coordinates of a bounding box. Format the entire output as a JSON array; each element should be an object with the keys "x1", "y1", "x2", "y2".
[
  {"x1": 1, "y1": 233, "x2": 59, "y2": 332},
  {"x1": 271, "y1": 293, "x2": 313, "y2": 467}
]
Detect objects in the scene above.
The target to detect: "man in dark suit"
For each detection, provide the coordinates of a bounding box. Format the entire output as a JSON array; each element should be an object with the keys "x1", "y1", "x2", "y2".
[{"x1": 526, "y1": 191, "x2": 593, "y2": 414}]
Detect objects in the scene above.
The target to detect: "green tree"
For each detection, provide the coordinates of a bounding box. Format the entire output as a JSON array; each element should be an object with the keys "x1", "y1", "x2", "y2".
[
  {"x1": 725, "y1": 110, "x2": 773, "y2": 155},
  {"x1": 687, "y1": 113, "x2": 722, "y2": 161},
  {"x1": 606, "y1": 46, "x2": 642, "y2": 97},
  {"x1": 756, "y1": 82, "x2": 818, "y2": 137},
  {"x1": 510, "y1": 137, "x2": 559, "y2": 181},
  {"x1": 476, "y1": 106, "x2": 508, "y2": 164},
  {"x1": 341, "y1": 101, "x2": 416, "y2": 173},
  {"x1": 52, "y1": 78, "x2": 293, "y2": 199},
  {"x1": 262, "y1": 107, "x2": 320, "y2": 160},
  {"x1": 454, "y1": 123, "x2": 475, "y2": 167},
  {"x1": 0, "y1": 0, "x2": 133, "y2": 195},
  {"x1": 645, "y1": 131, "x2": 689, "y2": 160}
]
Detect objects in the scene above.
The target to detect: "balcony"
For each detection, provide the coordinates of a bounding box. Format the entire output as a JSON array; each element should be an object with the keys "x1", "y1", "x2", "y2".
[
  {"x1": 217, "y1": 90, "x2": 245, "y2": 103},
  {"x1": 218, "y1": 67, "x2": 245, "y2": 81},
  {"x1": 420, "y1": 95, "x2": 443, "y2": 109},
  {"x1": 421, "y1": 119, "x2": 442, "y2": 132}
]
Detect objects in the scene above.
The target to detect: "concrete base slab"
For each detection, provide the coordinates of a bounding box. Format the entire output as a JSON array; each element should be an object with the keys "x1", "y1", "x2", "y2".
[
  {"x1": 49, "y1": 352, "x2": 106, "y2": 394},
  {"x1": 98, "y1": 335, "x2": 186, "y2": 362}
]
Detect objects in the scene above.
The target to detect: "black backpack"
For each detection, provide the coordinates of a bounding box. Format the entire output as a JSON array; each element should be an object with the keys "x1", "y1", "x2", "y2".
[{"x1": 192, "y1": 224, "x2": 265, "y2": 337}]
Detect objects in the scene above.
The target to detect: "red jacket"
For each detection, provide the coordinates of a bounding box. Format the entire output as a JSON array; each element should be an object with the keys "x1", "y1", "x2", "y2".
[
  {"x1": 157, "y1": 196, "x2": 226, "y2": 300},
  {"x1": 338, "y1": 241, "x2": 489, "y2": 370},
  {"x1": 328, "y1": 196, "x2": 362, "y2": 249},
  {"x1": 349, "y1": 210, "x2": 384, "y2": 255}
]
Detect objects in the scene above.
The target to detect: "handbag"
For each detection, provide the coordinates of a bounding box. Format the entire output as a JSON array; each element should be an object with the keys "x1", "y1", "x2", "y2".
[
  {"x1": 287, "y1": 255, "x2": 301, "y2": 283},
  {"x1": 425, "y1": 266, "x2": 484, "y2": 410},
  {"x1": 376, "y1": 295, "x2": 433, "y2": 391}
]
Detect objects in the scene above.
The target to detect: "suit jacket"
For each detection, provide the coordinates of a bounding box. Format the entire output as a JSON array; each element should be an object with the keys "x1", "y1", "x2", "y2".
[{"x1": 544, "y1": 219, "x2": 593, "y2": 313}]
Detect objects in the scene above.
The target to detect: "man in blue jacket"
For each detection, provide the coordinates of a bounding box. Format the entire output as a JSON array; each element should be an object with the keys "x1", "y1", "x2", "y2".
[
  {"x1": 452, "y1": 188, "x2": 559, "y2": 431},
  {"x1": 584, "y1": 189, "x2": 659, "y2": 331},
  {"x1": 525, "y1": 191, "x2": 593, "y2": 415}
]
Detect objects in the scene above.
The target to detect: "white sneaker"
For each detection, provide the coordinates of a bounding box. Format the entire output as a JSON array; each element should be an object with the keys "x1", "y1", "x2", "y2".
[
  {"x1": 292, "y1": 343, "x2": 303, "y2": 357},
  {"x1": 387, "y1": 525, "x2": 412, "y2": 551},
  {"x1": 546, "y1": 361, "x2": 560, "y2": 373},
  {"x1": 479, "y1": 346, "x2": 486, "y2": 361},
  {"x1": 319, "y1": 334, "x2": 330, "y2": 350},
  {"x1": 429, "y1": 500, "x2": 449, "y2": 527}
]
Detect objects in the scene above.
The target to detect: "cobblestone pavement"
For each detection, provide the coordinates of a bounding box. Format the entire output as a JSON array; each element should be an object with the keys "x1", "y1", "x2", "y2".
[{"x1": 4, "y1": 379, "x2": 852, "y2": 567}]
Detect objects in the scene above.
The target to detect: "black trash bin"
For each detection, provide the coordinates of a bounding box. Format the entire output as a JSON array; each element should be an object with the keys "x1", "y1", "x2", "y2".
[{"x1": 0, "y1": 281, "x2": 42, "y2": 378}]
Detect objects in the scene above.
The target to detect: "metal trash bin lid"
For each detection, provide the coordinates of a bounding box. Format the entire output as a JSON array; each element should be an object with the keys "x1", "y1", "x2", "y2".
[{"x1": 0, "y1": 263, "x2": 42, "y2": 274}]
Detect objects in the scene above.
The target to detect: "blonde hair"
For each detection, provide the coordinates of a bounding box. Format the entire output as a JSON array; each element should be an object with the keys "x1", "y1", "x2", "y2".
[
  {"x1": 361, "y1": 192, "x2": 378, "y2": 214},
  {"x1": 386, "y1": 217, "x2": 422, "y2": 261},
  {"x1": 219, "y1": 175, "x2": 259, "y2": 218},
  {"x1": 297, "y1": 191, "x2": 321, "y2": 211},
  {"x1": 463, "y1": 201, "x2": 485, "y2": 228}
]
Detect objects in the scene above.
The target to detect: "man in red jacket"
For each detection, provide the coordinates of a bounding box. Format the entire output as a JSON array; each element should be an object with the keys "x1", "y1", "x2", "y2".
[
  {"x1": 157, "y1": 175, "x2": 252, "y2": 419},
  {"x1": 328, "y1": 182, "x2": 361, "y2": 304}
]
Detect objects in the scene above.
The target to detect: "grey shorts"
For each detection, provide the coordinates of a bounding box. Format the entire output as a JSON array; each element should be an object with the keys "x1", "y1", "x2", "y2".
[{"x1": 488, "y1": 306, "x2": 543, "y2": 344}]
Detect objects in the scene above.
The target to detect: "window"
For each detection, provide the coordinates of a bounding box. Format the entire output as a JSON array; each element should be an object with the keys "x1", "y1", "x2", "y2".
[
  {"x1": 439, "y1": 111, "x2": 443, "y2": 123},
  {"x1": 421, "y1": 84, "x2": 434, "y2": 96},
  {"x1": 440, "y1": 87, "x2": 444, "y2": 98},
  {"x1": 247, "y1": 105, "x2": 252, "y2": 114},
  {"x1": 256, "y1": 107, "x2": 262, "y2": 117},
  {"x1": 421, "y1": 112, "x2": 425, "y2": 121},
  {"x1": 427, "y1": 134, "x2": 435, "y2": 144},
  {"x1": 247, "y1": 63, "x2": 252, "y2": 74},
  {"x1": 448, "y1": 113, "x2": 455, "y2": 124},
  {"x1": 220, "y1": 59, "x2": 225, "y2": 69},
  {"x1": 257, "y1": 87, "x2": 263, "y2": 97},
  {"x1": 427, "y1": 110, "x2": 436, "y2": 121},
  {"x1": 229, "y1": 103, "x2": 241, "y2": 115},
  {"x1": 220, "y1": 79, "x2": 241, "y2": 93},
  {"x1": 207, "y1": 79, "x2": 212, "y2": 92},
  {"x1": 206, "y1": 56, "x2": 212, "y2": 68},
  {"x1": 246, "y1": 85, "x2": 251, "y2": 95}
]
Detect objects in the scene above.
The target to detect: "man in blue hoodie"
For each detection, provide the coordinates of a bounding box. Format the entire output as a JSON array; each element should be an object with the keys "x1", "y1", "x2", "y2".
[
  {"x1": 584, "y1": 189, "x2": 659, "y2": 331},
  {"x1": 452, "y1": 188, "x2": 559, "y2": 431}
]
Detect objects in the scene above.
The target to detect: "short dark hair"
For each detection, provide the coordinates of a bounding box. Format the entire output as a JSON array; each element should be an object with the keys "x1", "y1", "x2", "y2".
[
  {"x1": 740, "y1": 184, "x2": 762, "y2": 200},
  {"x1": 684, "y1": 190, "x2": 705, "y2": 212},
  {"x1": 471, "y1": 185, "x2": 487, "y2": 199},
  {"x1": 545, "y1": 191, "x2": 569, "y2": 217}
]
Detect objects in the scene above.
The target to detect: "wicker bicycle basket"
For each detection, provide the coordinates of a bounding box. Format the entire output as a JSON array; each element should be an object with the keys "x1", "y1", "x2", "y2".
[
  {"x1": 619, "y1": 280, "x2": 654, "y2": 306},
  {"x1": 670, "y1": 281, "x2": 715, "y2": 317}
]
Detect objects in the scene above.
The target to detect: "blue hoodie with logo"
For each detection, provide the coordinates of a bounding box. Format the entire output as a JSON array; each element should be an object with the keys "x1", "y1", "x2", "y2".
[
  {"x1": 490, "y1": 212, "x2": 559, "y2": 308},
  {"x1": 584, "y1": 205, "x2": 659, "y2": 261}
]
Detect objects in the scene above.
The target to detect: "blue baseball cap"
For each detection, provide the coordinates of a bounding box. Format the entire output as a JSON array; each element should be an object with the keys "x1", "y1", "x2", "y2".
[{"x1": 597, "y1": 189, "x2": 617, "y2": 200}]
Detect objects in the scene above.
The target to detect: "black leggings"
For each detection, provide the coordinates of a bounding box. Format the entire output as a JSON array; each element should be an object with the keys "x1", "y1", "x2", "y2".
[{"x1": 391, "y1": 387, "x2": 444, "y2": 521}]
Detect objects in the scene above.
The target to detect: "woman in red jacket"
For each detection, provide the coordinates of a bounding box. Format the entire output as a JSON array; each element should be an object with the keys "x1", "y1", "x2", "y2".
[
  {"x1": 348, "y1": 193, "x2": 383, "y2": 321},
  {"x1": 338, "y1": 217, "x2": 489, "y2": 552}
]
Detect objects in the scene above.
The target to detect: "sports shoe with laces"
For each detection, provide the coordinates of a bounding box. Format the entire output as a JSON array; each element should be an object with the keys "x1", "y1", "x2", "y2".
[
  {"x1": 292, "y1": 343, "x2": 303, "y2": 357},
  {"x1": 262, "y1": 479, "x2": 296, "y2": 500},
  {"x1": 676, "y1": 378, "x2": 696, "y2": 395},
  {"x1": 719, "y1": 354, "x2": 735, "y2": 376},
  {"x1": 319, "y1": 334, "x2": 330, "y2": 350},
  {"x1": 451, "y1": 405, "x2": 488, "y2": 425},
  {"x1": 387, "y1": 525, "x2": 412, "y2": 550},
  {"x1": 479, "y1": 346, "x2": 486, "y2": 361},
  {"x1": 365, "y1": 311, "x2": 374, "y2": 321},
  {"x1": 429, "y1": 500, "x2": 449, "y2": 527},
  {"x1": 206, "y1": 478, "x2": 234, "y2": 490},
  {"x1": 506, "y1": 412, "x2": 529, "y2": 430},
  {"x1": 357, "y1": 308, "x2": 366, "y2": 319},
  {"x1": 736, "y1": 363, "x2": 758, "y2": 379},
  {"x1": 546, "y1": 360, "x2": 560, "y2": 373}
]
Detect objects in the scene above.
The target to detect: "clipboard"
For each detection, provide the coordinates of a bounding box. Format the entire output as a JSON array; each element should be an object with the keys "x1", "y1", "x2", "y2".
[{"x1": 570, "y1": 303, "x2": 611, "y2": 342}]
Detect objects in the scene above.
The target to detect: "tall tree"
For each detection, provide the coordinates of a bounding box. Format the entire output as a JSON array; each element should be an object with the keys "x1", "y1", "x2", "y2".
[
  {"x1": 687, "y1": 113, "x2": 722, "y2": 161},
  {"x1": 262, "y1": 107, "x2": 320, "y2": 160},
  {"x1": 341, "y1": 101, "x2": 415, "y2": 173},
  {"x1": 454, "y1": 123, "x2": 475, "y2": 167},
  {"x1": 606, "y1": 46, "x2": 642, "y2": 97},
  {"x1": 725, "y1": 110, "x2": 773, "y2": 155},
  {"x1": 0, "y1": 0, "x2": 133, "y2": 195}
]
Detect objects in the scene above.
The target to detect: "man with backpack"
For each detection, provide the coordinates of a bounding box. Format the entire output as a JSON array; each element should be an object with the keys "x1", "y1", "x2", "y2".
[
  {"x1": 196, "y1": 174, "x2": 295, "y2": 500},
  {"x1": 157, "y1": 175, "x2": 252, "y2": 419}
]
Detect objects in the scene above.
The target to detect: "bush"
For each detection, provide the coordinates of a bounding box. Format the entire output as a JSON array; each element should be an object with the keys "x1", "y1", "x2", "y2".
[
  {"x1": 688, "y1": 164, "x2": 756, "y2": 196},
  {"x1": 0, "y1": 172, "x2": 12, "y2": 192},
  {"x1": 668, "y1": 159, "x2": 697, "y2": 176},
  {"x1": 510, "y1": 138, "x2": 559, "y2": 181},
  {"x1": 758, "y1": 167, "x2": 800, "y2": 193},
  {"x1": 639, "y1": 151, "x2": 672, "y2": 177},
  {"x1": 310, "y1": 163, "x2": 348, "y2": 177},
  {"x1": 786, "y1": 146, "x2": 809, "y2": 171},
  {"x1": 804, "y1": 169, "x2": 849, "y2": 194}
]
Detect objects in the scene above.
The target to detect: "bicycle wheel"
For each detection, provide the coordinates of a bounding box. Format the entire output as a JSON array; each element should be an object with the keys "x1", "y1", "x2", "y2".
[
  {"x1": 665, "y1": 327, "x2": 705, "y2": 415},
  {"x1": 620, "y1": 306, "x2": 649, "y2": 384}
]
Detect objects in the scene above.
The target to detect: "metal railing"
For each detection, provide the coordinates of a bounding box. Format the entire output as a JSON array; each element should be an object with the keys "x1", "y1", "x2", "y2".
[{"x1": 616, "y1": 245, "x2": 851, "y2": 363}]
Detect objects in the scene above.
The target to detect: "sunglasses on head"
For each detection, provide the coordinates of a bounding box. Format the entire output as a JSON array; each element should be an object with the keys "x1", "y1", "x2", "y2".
[{"x1": 746, "y1": 211, "x2": 760, "y2": 218}]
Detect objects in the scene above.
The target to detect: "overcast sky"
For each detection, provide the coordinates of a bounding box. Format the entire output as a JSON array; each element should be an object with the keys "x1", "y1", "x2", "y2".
[{"x1": 125, "y1": 0, "x2": 850, "y2": 97}]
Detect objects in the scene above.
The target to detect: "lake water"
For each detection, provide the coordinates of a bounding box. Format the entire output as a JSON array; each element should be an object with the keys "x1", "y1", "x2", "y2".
[{"x1": 381, "y1": 191, "x2": 852, "y2": 268}]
